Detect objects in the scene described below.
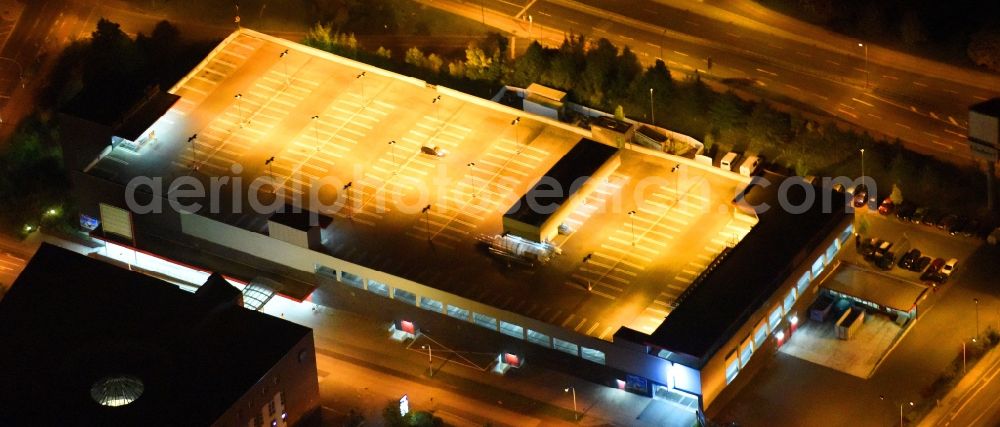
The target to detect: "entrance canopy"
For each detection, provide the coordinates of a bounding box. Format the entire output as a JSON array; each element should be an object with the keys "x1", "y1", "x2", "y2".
[{"x1": 821, "y1": 264, "x2": 927, "y2": 312}]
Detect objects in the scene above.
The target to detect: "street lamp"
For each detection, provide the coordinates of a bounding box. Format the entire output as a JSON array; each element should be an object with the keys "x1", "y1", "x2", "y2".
[
  {"x1": 858, "y1": 43, "x2": 869, "y2": 88},
  {"x1": 975, "y1": 298, "x2": 980, "y2": 340},
  {"x1": 279, "y1": 49, "x2": 290, "y2": 84},
  {"x1": 564, "y1": 387, "x2": 578, "y2": 421},
  {"x1": 627, "y1": 210, "x2": 637, "y2": 246},
  {"x1": 467, "y1": 162, "x2": 477, "y2": 198},
  {"x1": 649, "y1": 88, "x2": 655, "y2": 125},
  {"x1": 356, "y1": 71, "x2": 367, "y2": 107},
  {"x1": 234, "y1": 93, "x2": 246, "y2": 128},
  {"x1": 528, "y1": 14, "x2": 534, "y2": 40},
  {"x1": 421, "y1": 345, "x2": 433, "y2": 377},
  {"x1": 900, "y1": 401, "x2": 913, "y2": 427}
]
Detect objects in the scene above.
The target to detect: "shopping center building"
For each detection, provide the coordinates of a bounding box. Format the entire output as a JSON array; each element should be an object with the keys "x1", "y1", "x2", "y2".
[{"x1": 61, "y1": 28, "x2": 853, "y2": 418}]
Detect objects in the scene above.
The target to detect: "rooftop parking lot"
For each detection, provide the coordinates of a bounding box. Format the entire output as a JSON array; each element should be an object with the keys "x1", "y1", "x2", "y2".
[{"x1": 89, "y1": 31, "x2": 755, "y2": 341}]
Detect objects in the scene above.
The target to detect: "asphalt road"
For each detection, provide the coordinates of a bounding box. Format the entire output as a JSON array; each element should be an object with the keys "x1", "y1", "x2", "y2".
[{"x1": 424, "y1": 0, "x2": 1000, "y2": 164}]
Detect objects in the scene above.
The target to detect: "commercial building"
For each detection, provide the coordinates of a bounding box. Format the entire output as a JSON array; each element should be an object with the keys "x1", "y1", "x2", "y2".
[
  {"x1": 0, "y1": 244, "x2": 320, "y2": 426},
  {"x1": 62, "y1": 28, "x2": 852, "y2": 419}
]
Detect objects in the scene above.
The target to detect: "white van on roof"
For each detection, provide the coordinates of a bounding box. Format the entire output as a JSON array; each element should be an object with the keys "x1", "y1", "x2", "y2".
[
  {"x1": 720, "y1": 152, "x2": 739, "y2": 171},
  {"x1": 739, "y1": 155, "x2": 761, "y2": 176}
]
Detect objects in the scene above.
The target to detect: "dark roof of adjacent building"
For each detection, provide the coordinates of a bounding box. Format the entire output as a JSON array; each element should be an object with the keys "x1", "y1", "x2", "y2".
[
  {"x1": 268, "y1": 205, "x2": 334, "y2": 231},
  {"x1": 591, "y1": 116, "x2": 634, "y2": 133},
  {"x1": 504, "y1": 138, "x2": 618, "y2": 227},
  {"x1": 113, "y1": 90, "x2": 180, "y2": 141},
  {"x1": 647, "y1": 173, "x2": 849, "y2": 365},
  {"x1": 0, "y1": 244, "x2": 311, "y2": 426},
  {"x1": 970, "y1": 98, "x2": 1000, "y2": 117}
]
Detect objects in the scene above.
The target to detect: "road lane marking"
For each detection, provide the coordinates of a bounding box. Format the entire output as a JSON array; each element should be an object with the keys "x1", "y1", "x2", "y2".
[
  {"x1": 896, "y1": 122, "x2": 912, "y2": 129},
  {"x1": 944, "y1": 129, "x2": 965, "y2": 138},
  {"x1": 868, "y1": 113, "x2": 882, "y2": 119},
  {"x1": 882, "y1": 75, "x2": 898, "y2": 80},
  {"x1": 784, "y1": 84, "x2": 801, "y2": 92},
  {"x1": 755, "y1": 68, "x2": 778, "y2": 77},
  {"x1": 673, "y1": 50, "x2": 689, "y2": 57},
  {"x1": 913, "y1": 81, "x2": 928, "y2": 87},
  {"x1": 825, "y1": 60, "x2": 840, "y2": 66},
  {"x1": 794, "y1": 51, "x2": 811, "y2": 57},
  {"x1": 851, "y1": 97, "x2": 874, "y2": 107}
]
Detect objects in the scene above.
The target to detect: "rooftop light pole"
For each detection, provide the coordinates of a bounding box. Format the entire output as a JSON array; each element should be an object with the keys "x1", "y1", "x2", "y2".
[
  {"x1": 235, "y1": 93, "x2": 246, "y2": 128},
  {"x1": 564, "y1": 387, "x2": 578, "y2": 421},
  {"x1": 627, "y1": 210, "x2": 637, "y2": 246},
  {"x1": 343, "y1": 181, "x2": 353, "y2": 218},
  {"x1": 264, "y1": 156, "x2": 275, "y2": 182},
  {"x1": 467, "y1": 162, "x2": 478, "y2": 198},
  {"x1": 279, "y1": 49, "x2": 290, "y2": 84},
  {"x1": 899, "y1": 401, "x2": 913, "y2": 427},
  {"x1": 187, "y1": 134, "x2": 198, "y2": 170},
  {"x1": 511, "y1": 116, "x2": 521, "y2": 153},
  {"x1": 311, "y1": 115, "x2": 321, "y2": 150},
  {"x1": 422, "y1": 205, "x2": 432, "y2": 241},
  {"x1": 388, "y1": 140, "x2": 397, "y2": 174},
  {"x1": 528, "y1": 14, "x2": 534, "y2": 41},
  {"x1": 356, "y1": 71, "x2": 367, "y2": 107},
  {"x1": 671, "y1": 164, "x2": 682, "y2": 199},
  {"x1": 432, "y1": 95, "x2": 442, "y2": 124}
]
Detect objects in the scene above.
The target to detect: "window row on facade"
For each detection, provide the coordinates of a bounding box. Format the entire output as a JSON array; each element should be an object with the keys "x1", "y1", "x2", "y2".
[{"x1": 318, "y1": 265, "x2": 606, "y2": 365}]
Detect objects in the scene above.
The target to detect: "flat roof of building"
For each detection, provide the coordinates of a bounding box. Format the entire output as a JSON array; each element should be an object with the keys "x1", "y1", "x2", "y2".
[
  {"x1": 821, "y1": 264, "x2": 927, "y2": 312},
  {"x1": 504, "y1": 138, "x2": 618, "y2": 227},
  {"x1": 647, "y1": 173, "x2": 848, "y2": 363},
  {"x1": 0, "y1": 244, "x2": 311, "y2": 425},
  {"x1": 81, "y1": 29, "x2": 754, "y2": 343}
]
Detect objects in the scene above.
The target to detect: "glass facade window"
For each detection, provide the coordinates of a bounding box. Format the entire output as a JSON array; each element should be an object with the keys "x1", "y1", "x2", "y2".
[
  {"x1": 768, "y1": 305, "x2": 782, "y2": 330},
  {"x1": 473, "y1": 312, "x2": 498, "y2": 330},
  {"x1": 527, "y1": 329, "x2": 551, "y2": 347},
  {"x1": 553, "y1": 338, "x2": 579, "y2": 356},
  {"x1": 739, "y1": 337, "x2": 753, "y2": 367},
  {"x1": 367, "y1": 280, "x2": 390, "y2": 297},
  {"x1": 420, "y1": 296, "x2": 444, "y2": 312},
  {"x1": 341, "y1": 271, "x2": 364, "y2": 288},
  {"x1": 393, "y1": 288, "x2": 417, "y2": 305},
  {"x1": 839, "y1": 224, "x2": 854, "y2": 245},
  {"x1": 446, "y1": 305, "x2": 470, "y2": 321},
  {"x1": 824, "y1": 240, "x2": 839, "y2": 266},
  {"x1": 581, "y1": 347, "x2": 606, "y2": 365},
  {"x1": 725, "y1": 351, "x2": 739, "y2": 384},
  {"x1": 811, "y1": 256, "x2": 825, "y2": 279},
  {"x1": 753, "y1": 321, "x2": 768, "y2": 349},
  {"x1": 783, "y1": 288, "x2": 796, "y2": 312},
  {"x1": 499, "y1": 321, "x2": 524, "y2": 339},
  {"x1": 315, "y1": 265, "x2": 338, "y2": 279},
  {"x1": 796, "y1": 272, "x2": 811, "y2": 295}
]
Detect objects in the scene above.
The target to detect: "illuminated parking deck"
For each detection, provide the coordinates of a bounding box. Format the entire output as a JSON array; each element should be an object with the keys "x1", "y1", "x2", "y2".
[{"x1": 89, "y1": 30, "x2": 757, "y2": 341}]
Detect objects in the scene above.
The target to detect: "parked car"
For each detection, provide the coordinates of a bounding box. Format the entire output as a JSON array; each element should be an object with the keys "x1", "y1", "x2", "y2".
[
  {"x1": 939, "y1": 258, "x2": 958, "y2": 281},
  {"x1": 914, "y1": 256, "x2": 931, "y2": 272},
  {"x1": 948, "y1": 216, "x2": 968, "y2": 236},
  {"x1": 961, "y1": 219, "x2": 981, "y2": 238},
  {"x1": 938, "y1": 214, "x2": 958, "y2": 231},
  {"x1": 898, "y1": 248, "x2": 921, "y2": 270},
  {"x1": 912, "y1": 207, "x2": 929, "y2": 224},
  {"x1": 895, "y1": 203, "x2": 916, "y2": 222},
  {"x1": 878, "y1": 197, "x2": 895, "y2": 216},
  {"x1": 922, "y1": 210, "x2": 944, "y2": 227},
  {"x1": 921, "y1": 258, "x2": 946, "y2": 282},
  {"x1": 874, "y1": 240, "x2": 893, "y2": 257},
  {"x1": 875, "y1": 252, "x2": 895, "y2": 270},
  {"x1": 859, "y1": 238, "x2": 880, "y2": 258},
  {"x1": 852, "y1": 185, "x2": 869, "y2": 208},
  {"x1": 420, "y1": 145, "x2": 449, "y2": 157}
]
